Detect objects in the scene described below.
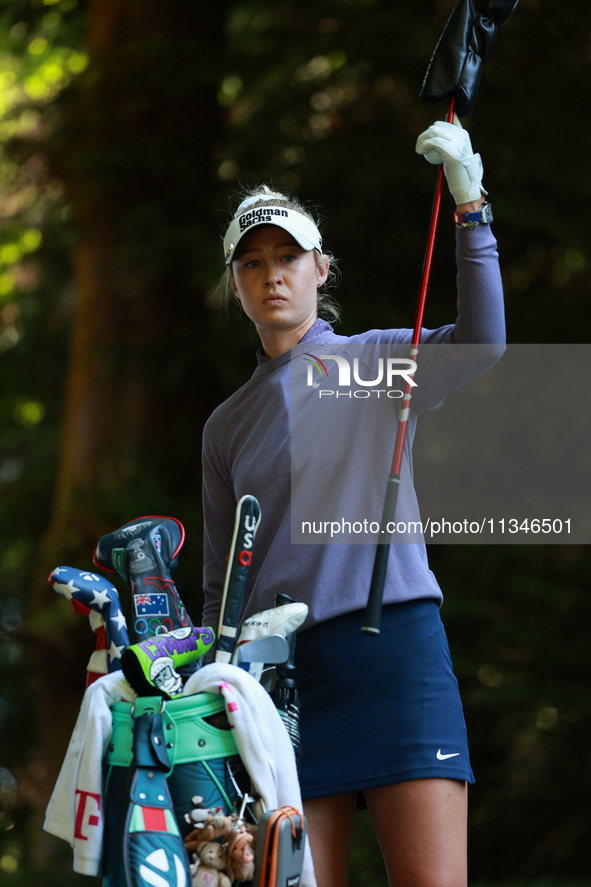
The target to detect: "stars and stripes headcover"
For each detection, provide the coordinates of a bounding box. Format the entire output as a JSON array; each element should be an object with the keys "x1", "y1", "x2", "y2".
[{"x1": 49, "y1": 565, "x2": 130, "y2": 672}]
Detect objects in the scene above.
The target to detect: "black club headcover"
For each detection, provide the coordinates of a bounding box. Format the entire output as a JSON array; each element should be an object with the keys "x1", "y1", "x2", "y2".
[
  {"x1": 419, "y1": 0, "x2": 519, "y2": 116},
  {"x1": 93, "y1": 516, "x2": 193, "y2": 643}
]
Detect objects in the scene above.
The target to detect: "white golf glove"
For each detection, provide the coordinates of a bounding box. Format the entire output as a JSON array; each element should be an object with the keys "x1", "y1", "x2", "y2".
[{"x1": 416, "y1": 114, "x2": 486, "y2": 205}]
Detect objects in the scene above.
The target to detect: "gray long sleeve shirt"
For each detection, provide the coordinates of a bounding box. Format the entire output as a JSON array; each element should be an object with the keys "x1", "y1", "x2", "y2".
[{"x1": 202, "y1": 225, "x2": 505, "y2": 633}]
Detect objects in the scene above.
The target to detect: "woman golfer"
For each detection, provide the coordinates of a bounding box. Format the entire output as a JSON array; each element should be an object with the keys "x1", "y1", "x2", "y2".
[{"x1": 202, "y1": 118, "x2": 505, "y2": 887}]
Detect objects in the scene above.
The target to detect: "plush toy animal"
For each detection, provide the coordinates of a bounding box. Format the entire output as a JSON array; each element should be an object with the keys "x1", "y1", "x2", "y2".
[
  {"x1": 190, "y1": 841, "x2": 233, "y2": 887},
  {"x1": 184, "y1": 802, "x2": 259, "y2": 885},
  {"x1": 184, "y1": 796, "x2": 212, "y2": 827},
  {"x1": 227, "y1": 828, "x2": 255, "y2": 883},
  {"x1": 198, "y1": 811, "x2": 235, "y2": 843}
]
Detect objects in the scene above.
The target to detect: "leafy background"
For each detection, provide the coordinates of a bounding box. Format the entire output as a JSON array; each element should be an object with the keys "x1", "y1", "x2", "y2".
[{"x1": 1, "y1": 0, "x2": 590, "y2": 884}]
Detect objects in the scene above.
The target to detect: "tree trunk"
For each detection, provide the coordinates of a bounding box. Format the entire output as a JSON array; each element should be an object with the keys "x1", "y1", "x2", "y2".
[{"x1": 24, "y1": 1, "x2": 227, "y2": 875}]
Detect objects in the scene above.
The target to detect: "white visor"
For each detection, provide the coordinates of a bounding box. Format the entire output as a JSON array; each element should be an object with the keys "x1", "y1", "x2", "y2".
[{"x1": 223, "y1": 206, "x2": 322, "y2": 265}]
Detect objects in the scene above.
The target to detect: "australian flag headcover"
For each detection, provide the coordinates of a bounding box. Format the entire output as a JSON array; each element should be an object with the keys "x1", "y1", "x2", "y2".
[
  {"x1": 419, "y1": 0, "x2": 519, "y2": 116},
  {"x1": 93, "y1": 516, "x2": 193, "y2": 643}
]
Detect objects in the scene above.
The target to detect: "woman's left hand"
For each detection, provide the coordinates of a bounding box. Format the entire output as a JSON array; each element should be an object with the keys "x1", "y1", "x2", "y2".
[{"x1": 416, "y1": 114, "x2": 486, "y2": 206}]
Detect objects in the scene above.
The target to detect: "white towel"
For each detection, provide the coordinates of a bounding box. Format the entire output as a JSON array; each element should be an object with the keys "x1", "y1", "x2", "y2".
[
  {"x1": 43, "y1": 671, "x2": 136, "y2": 875},
  {"x1": 183, "y1": 663, "x2": 317, "y2": 887}
]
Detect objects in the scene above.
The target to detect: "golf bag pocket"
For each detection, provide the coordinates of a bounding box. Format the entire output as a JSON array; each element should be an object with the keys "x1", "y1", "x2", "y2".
[
  {"x1": 253, "y1": 806, "x2": 307, "y2": 887},
  {"x1": 103, "y1": 692, "x2": 243, "y2": 887}
]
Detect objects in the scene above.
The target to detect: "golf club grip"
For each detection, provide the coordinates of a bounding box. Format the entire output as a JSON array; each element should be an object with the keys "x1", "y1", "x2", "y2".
[
  {"x1": 275, "y1": 593, "x2": 294, "y2": 608},
  {"x1": 363, "y1": 544, "x2": 389, "y2": 634},
  {"x1": 363, "y1": 474, "x2": 400, "y2": 634},
  {"x1": 216, "y1": 495, "x2": 261, "y2": 663}
]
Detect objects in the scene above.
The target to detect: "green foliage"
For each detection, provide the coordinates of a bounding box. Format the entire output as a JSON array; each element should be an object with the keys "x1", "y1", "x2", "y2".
[
  {"x1": 0, "y1": 14, "x2": 83, "y2": 875},
  {"x1": 0, "y1": 2, "x2": 85, "y2": 533}
]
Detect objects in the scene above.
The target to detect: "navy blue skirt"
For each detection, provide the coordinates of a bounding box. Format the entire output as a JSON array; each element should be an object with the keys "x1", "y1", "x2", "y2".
[{"x1": 294, "y1": 599, "x2": 474, "y2": 799}]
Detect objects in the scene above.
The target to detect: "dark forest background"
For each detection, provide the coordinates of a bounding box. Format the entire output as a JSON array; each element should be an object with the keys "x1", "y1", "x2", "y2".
[{"x1": 1, "y1": 1, "x2": 590, "y2": 884}]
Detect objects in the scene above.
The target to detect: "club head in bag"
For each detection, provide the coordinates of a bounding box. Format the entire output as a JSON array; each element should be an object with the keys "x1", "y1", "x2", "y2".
[{"x1": 231, "y1": 634, "x2": 290, "y2": 676}]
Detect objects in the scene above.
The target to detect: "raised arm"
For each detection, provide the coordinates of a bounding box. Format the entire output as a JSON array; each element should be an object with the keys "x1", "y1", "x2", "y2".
[{"x1": 416, "y1": 116, "x2": 505, "y2": 346}]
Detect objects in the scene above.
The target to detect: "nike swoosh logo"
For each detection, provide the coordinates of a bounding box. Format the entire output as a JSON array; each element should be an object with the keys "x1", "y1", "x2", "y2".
[{"x1": 436, "y1": 749, "x2": 460, "y2": 760}]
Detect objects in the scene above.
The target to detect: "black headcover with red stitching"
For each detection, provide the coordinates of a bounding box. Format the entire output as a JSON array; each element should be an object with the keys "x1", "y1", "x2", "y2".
[{"x1": 419, "y1": 0, "x2": 519, "y2": 116}]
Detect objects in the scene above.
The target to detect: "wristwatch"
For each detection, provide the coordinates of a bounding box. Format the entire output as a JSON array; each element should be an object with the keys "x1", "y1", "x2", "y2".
[{"x1": 453, "y1": 201, "x2": 493, "y2": 229}]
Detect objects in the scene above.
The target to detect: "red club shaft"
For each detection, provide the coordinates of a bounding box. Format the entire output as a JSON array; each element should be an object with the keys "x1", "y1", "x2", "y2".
[{"x1": 363, "y1": 96, "x2": 456, "y2": 635}]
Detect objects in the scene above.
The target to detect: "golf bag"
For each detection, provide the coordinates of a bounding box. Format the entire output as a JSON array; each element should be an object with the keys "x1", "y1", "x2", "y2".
[
  {"x1": 45, "y1": 509, "x2": 310, "y2": 887},
  {"x1": 102, "y1": 693, "x2": 245, "y2": 887}
]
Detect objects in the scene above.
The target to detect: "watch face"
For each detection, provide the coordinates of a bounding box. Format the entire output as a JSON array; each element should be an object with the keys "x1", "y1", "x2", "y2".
[{"x1": 482, "y1": 203, "x2": 494, "y2": 223}]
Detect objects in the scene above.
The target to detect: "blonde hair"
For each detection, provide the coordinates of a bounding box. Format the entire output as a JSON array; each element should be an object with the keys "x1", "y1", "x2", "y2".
[{"x1": 216, "y1": 185, "x2": 341, "y2": 324}]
